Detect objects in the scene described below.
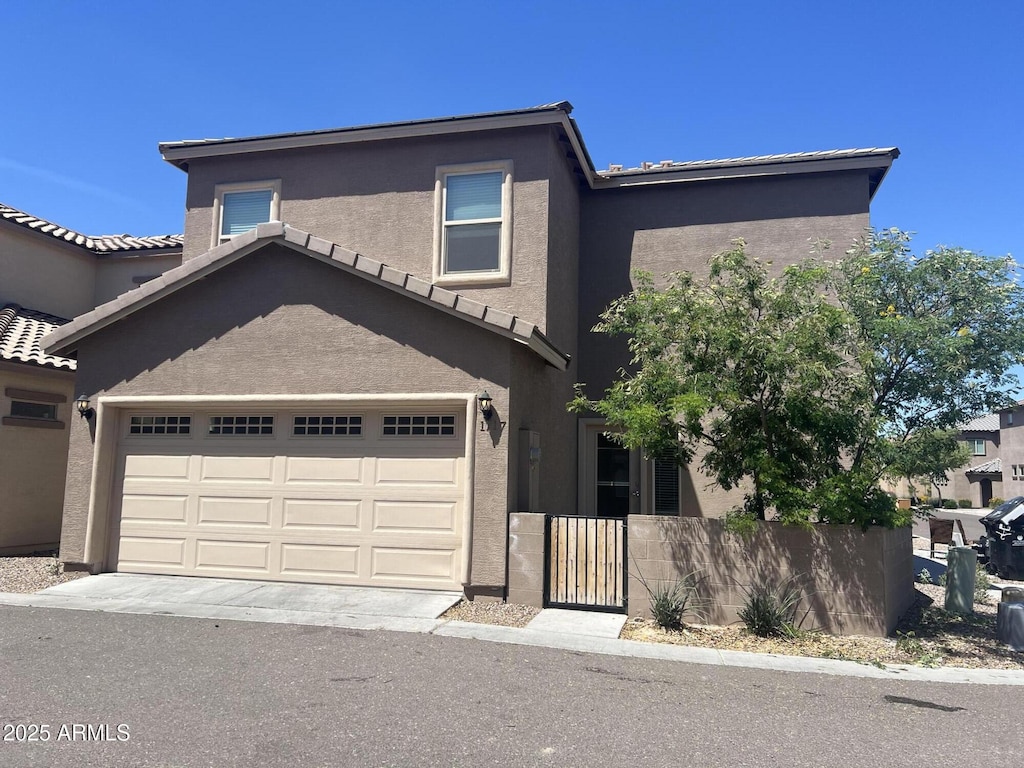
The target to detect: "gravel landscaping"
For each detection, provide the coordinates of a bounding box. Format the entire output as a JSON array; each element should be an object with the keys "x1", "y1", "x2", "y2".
[
  {"x1": 441, "y1": 600, "x2": 540, "y2": 627},
  {"x1": 620, "y1": 582, "x2": 1024, "y2": 670},
  {"x1": 0, "y1": 551, "x2": 88, "y2": 594}
]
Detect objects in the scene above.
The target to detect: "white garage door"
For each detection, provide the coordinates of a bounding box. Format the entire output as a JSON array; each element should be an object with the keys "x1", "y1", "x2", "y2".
[{"x1": 112, "y1": 408, "x2": 466, "y2": 590}]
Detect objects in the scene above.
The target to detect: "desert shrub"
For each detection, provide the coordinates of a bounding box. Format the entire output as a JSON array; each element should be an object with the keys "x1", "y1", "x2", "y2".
[
  {"x1": 926, "y1": 498, "x2": 941, "y2": 508},
  {"x1": 975, "y1": 565, "x2": 993, "y2": 604},
  {"x1": 916, "y1": 568, "x2": 933, "y2": 584},
  {"x1": 738, "y1": 576, "x2": 804, "y2": 638},
  {"x1": 941, "y1": 498, "x2": 958, "y2": 509},
  {"x1": 989, "y1": 497, "x2": 1005, "y2": 508},
  {"x1": 957, "y1": 499, "x2": 973, "y2": 509},
  {"x1": 634, "y1": 567, "x2": 707, "y2": 630}
]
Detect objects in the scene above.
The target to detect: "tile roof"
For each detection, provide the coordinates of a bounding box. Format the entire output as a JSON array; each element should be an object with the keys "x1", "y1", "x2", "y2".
[
  {"x1": 1, "y1": 202, "x2": 183, "y2": 254},
  {"x1": 0, "y1": 303, "x2": 76, "y2": 371},
  {"x1": 601, "y1": 147, "x2": 899, "y2": 176},
  {"x1": 44, "y1": 222, "x2": 569, "y2": 370},
  {"x1": 961, "y1": 413, "x2": 1001, "y2": 431},
  {"x1": 966, "y1": 458, "x2": 1001, "y2": 475}
]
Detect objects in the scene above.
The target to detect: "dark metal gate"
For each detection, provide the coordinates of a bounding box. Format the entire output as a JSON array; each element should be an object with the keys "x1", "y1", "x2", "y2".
[{"x1": 544, "y1": 514, "x2": 627, "y2": 612}]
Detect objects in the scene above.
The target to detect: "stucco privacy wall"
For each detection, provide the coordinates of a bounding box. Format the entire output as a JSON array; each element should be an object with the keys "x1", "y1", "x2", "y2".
[
  {"x1": 181, "y1": 126, "x2": 571, "y2": 346},
  {"x1": 59, "y1": 244, "x2": 515, "y2": 589},
  {"x1": 0, "y1": 224, "x2": 97, "y2": 319},
  {"x1": 0, "y1": 364, "x2": 75, "y2": 552},
  {"x1": 507, "y1": 513, "x2": 914, "y2": 635},
  {"x1": 628, "y1": 517, "x2": 914, "y2": 636}
]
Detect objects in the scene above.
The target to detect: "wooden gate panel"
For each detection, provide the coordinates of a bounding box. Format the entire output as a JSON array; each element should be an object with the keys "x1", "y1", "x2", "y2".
[{"x1": 545, "y1": 515, "x2": 626, "y2": 612}]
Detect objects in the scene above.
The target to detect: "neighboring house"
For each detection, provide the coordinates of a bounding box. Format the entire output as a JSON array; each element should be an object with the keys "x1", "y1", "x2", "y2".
[
  {"x1": 43, "y1": 102, "x2": 906, "y2": 630},
  {"x1": 999, "y1": 400, "x2": 1024, "y2": 499},
  {"x1": 0, "y1": 203, "x2": 182, "y2": 553},
  {"x1": 886, "y1": 412, "x2": 1010, "y2": 508}
]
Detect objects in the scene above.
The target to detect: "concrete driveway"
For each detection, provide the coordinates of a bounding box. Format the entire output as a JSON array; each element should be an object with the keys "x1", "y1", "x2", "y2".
[{"x1": 0, "y1": 573, "x2": 462, "y2": 633}]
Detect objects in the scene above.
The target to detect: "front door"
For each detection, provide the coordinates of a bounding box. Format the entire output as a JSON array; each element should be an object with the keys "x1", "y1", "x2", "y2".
[{"x1": 579, "y1": 421, "x2": 639, "y2": 516}]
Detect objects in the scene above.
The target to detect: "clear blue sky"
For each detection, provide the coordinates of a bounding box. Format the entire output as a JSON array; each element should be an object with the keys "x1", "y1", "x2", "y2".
[{"x1": 3, "y1": 1, "x2": 1022, "y2": 257}]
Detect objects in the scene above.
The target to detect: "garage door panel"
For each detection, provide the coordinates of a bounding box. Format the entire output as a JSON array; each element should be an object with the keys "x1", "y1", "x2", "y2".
[
  {"x1": 197, "y1": 497, "x2": 273, "y2": 527},
  {"x1": 116, "y1": 407, "x2": 466, "y2": 590},
  {"x1": 372, "y1": 547, "x2": 457, "y2": 581},
  {"x1": 123, "y1": 454, "x2": 191, "y2": 481},
  {"x1": 200, "y1": 455, "x2": 275, "y2": 482},
  {"x1": 119, "y1": 536, "x2": 187, "y2": 568},
  {"x1": 284, "y1": 456, "x2": 363, "y2": 484},
  {"x1": 372, "y1": 501, "x2": 457, "y2": 533},
  {"x1": 120, "y1": 494, "x2": 189, "y2": 524},
  {"x1": 282, "y1": 499, "x2": 361, "y2": 530},
  {"x1": 375, "y1": 457, "x2": 459, "y2": 486},
  {"x1": 195, "y1": 540, "x2": 271, "y2": 572},
  {"x1": 280, "y1": 543, "x2": 359, "y2": 578}
]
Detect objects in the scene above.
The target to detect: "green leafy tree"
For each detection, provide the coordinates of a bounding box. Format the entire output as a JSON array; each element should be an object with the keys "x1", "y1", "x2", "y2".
[
  {"x1": 571, "y1": 232, "x2": 1024, "y2": 529},
  {"x1": 838, "y1": 229, "x2": 1024, "y2": 472}
]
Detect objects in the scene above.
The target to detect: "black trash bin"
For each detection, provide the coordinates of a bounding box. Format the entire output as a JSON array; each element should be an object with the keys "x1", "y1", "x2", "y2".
[{"x1": 980, "y1": 496, "x2": 1024, "y2": 579}]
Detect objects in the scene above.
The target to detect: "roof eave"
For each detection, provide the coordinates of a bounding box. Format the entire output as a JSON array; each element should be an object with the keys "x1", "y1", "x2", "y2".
[
  {"x1": 593, "y1": 151, "x2": 900, "y2": 191},
  {"x1": 159, "y1": 105, "x2": 598, "y2": 186}
]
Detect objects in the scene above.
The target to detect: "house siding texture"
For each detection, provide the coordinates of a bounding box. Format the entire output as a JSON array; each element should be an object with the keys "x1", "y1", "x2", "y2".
[
  {"x1": 181, "y1": 126, "x2": 573, "y2": 346},
  {"x1": 59, "y1": 245, "x2": 515, "y2": 589}
]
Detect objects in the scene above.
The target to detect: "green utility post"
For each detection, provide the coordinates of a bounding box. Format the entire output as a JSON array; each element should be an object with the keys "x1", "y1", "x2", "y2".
[{"x1": 944, "y1": 546, "x2": 977, "y2": 615}]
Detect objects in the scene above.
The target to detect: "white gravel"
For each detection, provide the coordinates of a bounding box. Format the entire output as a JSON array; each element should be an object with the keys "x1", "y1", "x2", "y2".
[{"x1": 0, "y1": 551, "x2": 89, "y2": 594}]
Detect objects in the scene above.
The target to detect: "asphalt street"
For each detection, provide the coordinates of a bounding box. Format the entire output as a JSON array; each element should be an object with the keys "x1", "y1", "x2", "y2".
[{"x1": 1, "y1": 607, "x2": 1021, "y2": 767}]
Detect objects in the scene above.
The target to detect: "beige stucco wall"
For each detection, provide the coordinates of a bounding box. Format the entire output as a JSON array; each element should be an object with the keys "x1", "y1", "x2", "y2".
[
  {"x1": 93, "y1": 252, "x2": 183, "y2": 306},
  {"x1": 59, "y1": 244, "x2": 521, "y2": 590},
  {"x1": 0, "y1": 362, "x2": 75, "y2": 552},
  {"x1": 0, "y1": 224, "x2": 97, "y2": 319},
  {"x1": 180, "y1": 126, "x2": 577, "y2": 345}
]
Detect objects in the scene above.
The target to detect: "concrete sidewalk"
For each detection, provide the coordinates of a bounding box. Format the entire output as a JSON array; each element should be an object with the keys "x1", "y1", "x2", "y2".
[{"x1": 1, "y1": 573, "x2": 1022, "y2": 686}]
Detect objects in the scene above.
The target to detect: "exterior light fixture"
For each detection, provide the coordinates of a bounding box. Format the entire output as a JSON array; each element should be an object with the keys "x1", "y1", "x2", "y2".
[
  {"x1": 477, "y1": 390, "x2": 493, "y2": 420},
  {"x1": 75, "y1": 394, "x2": 94, "y2": 420}
]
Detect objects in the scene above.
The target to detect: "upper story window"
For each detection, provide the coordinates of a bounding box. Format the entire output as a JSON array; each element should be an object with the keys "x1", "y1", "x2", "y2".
[
  {"x1": 970, "y1": 438, "x2": 987, "y2": 456},
  {"x1": 433, "y1": 161, "x2": 512, "y2": 286},
  {"x1": 212, "y1": 180, "x2": 281, "y2": 247}
]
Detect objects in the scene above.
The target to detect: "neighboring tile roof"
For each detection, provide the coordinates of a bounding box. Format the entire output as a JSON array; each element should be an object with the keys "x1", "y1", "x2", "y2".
[
  {"x1": 0, "y1": 202, "x2": 183, "y2": 254},
  {"x1": 44, "y1": 222, "x2": 569, "y2": 370},
  {"x1": 966, "y1": 458, "x2": 1001, "y2": 475},
  {"x1": 0, "y1": 303, "x2": 76, "y2": 371},
  {"x1": 961, "y1": 413, "x2": 1001, "y2": 432},
  {"x1": 601, "y1": 147, "x2": 900, "y2": 176}
]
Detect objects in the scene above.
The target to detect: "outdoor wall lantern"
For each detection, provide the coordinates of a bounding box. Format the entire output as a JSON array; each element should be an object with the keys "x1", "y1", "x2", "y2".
[
  {"x1": 74, "y1": 394, "x2": 94, "y2": 420},
  {"x1": 477, "y1": 390, "x2": 494, "y2": 420}
]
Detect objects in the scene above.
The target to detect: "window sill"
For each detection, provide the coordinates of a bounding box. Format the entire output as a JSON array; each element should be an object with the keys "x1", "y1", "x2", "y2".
[
  {"x1": 433, "y1": 273, "x2": 511, "y2": 289},
  {"x1": 2, "y1": 416, "x2": 65, "y2": 430}
]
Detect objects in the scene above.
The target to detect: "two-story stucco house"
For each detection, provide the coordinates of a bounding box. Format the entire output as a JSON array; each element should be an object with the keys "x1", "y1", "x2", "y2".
[
  {"x1": 0, "y1": 204, "x2": 181, "y2": 553},
  {"x1": 43, "y1": 102, "x2": 908, "y2": 632}
]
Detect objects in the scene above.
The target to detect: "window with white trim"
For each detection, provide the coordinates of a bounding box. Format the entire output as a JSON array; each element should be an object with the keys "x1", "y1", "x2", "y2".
[
  {"x1": 970, "y1": 438, "x2": 987, "y2": 456},
  {"x1": 208, "y1": 415, "x2": 274, "y2": 435},
  {"x1": 129, "y1": 415, "x2": 191, "y2": 435},
  {"x1": 213, "y1": 180, "x2": 281, "y2": 246},
  {"x1": 382, "y1": 414, "x2": 456, "y2": 437},
  {"x1": 433, "y1": 161, "x2": 512, "y2": 285},
  {"x1": 293, "y1": 415, "x2": 362, "y2": 436}
]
